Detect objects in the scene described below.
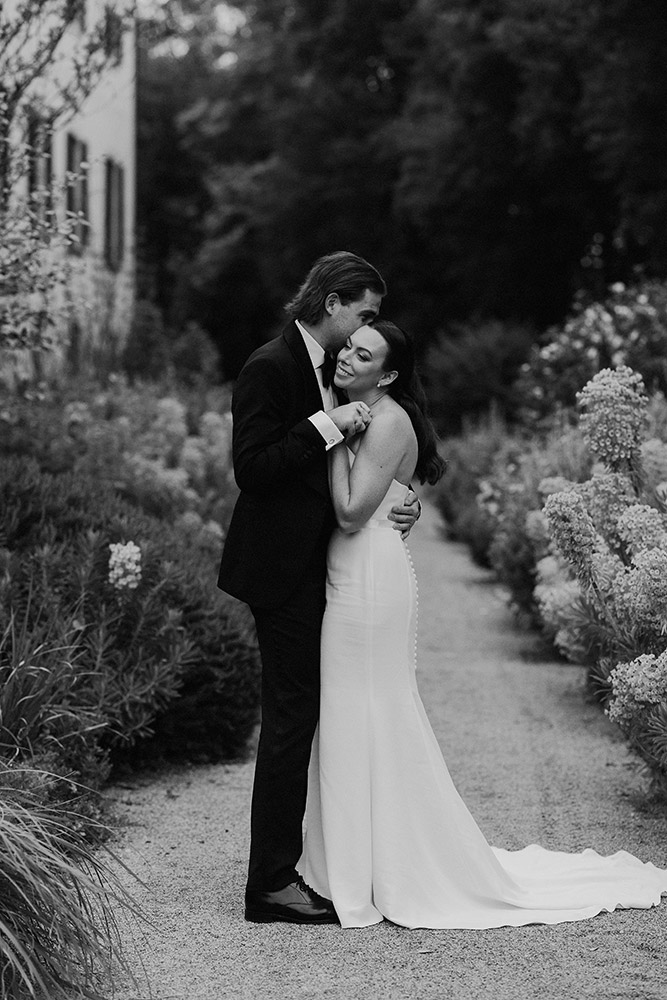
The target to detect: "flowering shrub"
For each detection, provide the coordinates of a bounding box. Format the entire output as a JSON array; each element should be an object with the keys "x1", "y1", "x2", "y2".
[
  {"x1": 538, "y1": 366, "x2": 667, "y2": 791},
  {"x1": 0, "y1": 375, "x2": 238, "y2": 530},
  {"x1": 479, "y1": 421, "x2": 592, "y2": 622},
  {"x1": 0, "y1": 456, "x2": 260, "y2": 787},
  {"x1": 608, "y1": 652, "x2": 667, "y2": 728},
  {"x1": 576, "y1": 367, "x2": 647, "y2": 469},
  {"x1": 543, "y1": 491, "x2": 597, "y2": 588},
  {"x1": 432, "y1": 408, "x2": 510, "y2": 566},
  {"x1": 533, "y1": 567, "x2": 593, "y2": 664},
  {"x1": 513, "y1": 279, "x2": 667, "y2": 424},
  {"x1": 606, "y1": 652, "x2": 667, "y2": 792},
  {"x1": 108, "y1": 541, "x2": 142, "y2": 590},
  {"x1": 616, "y1": 505, "x2": 667, "y2": 555},
  {"x1": 434, "y1": 283, "x2": 667, "y2": 792},
  {"x1": 434, "y1": 410, "x2": 594, "y2": 621}
]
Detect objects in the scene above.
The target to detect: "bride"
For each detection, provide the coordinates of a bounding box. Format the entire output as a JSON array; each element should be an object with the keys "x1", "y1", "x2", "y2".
[{"x1": 300, "y1": 319, "x2": 667, "y2": 929}]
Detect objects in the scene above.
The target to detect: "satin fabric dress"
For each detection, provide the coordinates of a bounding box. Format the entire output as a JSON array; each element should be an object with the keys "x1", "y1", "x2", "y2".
[{"x1": 299, "y1": 453, "x2": 667, "y2": 929}]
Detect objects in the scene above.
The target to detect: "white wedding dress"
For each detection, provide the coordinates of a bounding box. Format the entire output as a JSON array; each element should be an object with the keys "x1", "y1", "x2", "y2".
[{"x1": 300, "y1": 452, "x2": 667, "y2": 929}]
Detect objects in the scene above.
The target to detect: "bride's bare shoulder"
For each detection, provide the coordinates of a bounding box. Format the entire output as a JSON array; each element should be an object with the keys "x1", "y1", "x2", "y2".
[
  {"x1": 364, "y1": 399, "x2": 414, "y2": 453},
  {"x1": 371, "y1": 398, "x2": 413, "y2": 435}
]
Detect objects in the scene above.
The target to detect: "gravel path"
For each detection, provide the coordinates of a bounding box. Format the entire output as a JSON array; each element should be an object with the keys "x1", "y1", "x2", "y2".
[{"x1": 105, "y1": 502, "x2": 667, "y2": 1000}]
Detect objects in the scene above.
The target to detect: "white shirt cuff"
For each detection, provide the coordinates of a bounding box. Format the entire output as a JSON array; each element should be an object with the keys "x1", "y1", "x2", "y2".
[{"x1": 308, "y1": 411, "x2": 344, "y2": 450}]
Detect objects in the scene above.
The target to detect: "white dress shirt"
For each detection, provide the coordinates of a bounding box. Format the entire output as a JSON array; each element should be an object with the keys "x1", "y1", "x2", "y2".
[{"x1": 296, "y1": 320, "x2": 344, "y2": 451}]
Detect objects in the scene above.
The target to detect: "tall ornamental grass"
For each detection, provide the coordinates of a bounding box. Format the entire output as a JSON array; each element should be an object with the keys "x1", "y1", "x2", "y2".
[
  {"x1": 0, "y1": 613, "x2": 105, "y2": 761},
  {"x1": 0, "y1": 771, "x2": 138, "y2": 1000}
]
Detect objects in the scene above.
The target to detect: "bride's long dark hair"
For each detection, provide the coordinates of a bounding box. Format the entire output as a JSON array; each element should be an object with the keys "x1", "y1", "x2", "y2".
[{"x1": 373, "y1": 320, "x2": 446, "y2": 485}]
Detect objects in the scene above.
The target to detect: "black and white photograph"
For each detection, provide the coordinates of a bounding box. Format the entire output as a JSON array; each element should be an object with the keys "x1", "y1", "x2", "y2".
[{"x1": 1, "y1": 2, "x2": 667, "y2": 998}]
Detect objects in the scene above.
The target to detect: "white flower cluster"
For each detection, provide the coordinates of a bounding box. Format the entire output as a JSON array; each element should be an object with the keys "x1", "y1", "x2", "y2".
[
  {"x1": 543, "y1": 490, "x2": 597, "y2": 584},
  {"x1": 577, "y1": 472, "x2": 636, "y2": 542},
  {"x1": 607, "y1": 651, "x2": 667, "y2": 729},
  {"x1": 616, "y1": 505, "x2": 667, "y2": 556},
  {"x1": 611, "y1": 546, "x2": 667, "y2": 633},
  {"x1": 108, "y1": 541, "x2": 142, "y2": 591},
  {"x1": 576, "y1": 366, "x2": 648, "y2": 465}
]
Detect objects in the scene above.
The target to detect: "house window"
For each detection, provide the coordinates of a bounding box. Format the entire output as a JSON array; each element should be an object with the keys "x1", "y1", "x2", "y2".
[
  {"x1": 66, "y1": 133, "x2": 89, "y2": 253},
  {"x1": 104, "y1": 158, "x2": 125, "y2": 271},
  {"x1": 104, "y1": 5, "x2": 124, "y2": 65},
  {"x1": 27, "y1": 112, "x2": 53, "y2": 224}
]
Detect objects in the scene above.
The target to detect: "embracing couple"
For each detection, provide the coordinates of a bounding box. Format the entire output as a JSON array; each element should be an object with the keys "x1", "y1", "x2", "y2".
[{"x1": 218, "y1": 252, "x2": 667, "y2": 930}]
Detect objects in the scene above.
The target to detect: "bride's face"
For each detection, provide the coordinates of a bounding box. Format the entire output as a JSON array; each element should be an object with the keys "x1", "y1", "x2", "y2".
[{"x1": 334, "y1": 325, "x2": 396, "y2": 395}]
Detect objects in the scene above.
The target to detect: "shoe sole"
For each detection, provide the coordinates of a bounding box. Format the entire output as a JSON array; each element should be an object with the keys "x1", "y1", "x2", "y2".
[{"x1": 245, "y1": 909, "x2": 339, "y2": 925}]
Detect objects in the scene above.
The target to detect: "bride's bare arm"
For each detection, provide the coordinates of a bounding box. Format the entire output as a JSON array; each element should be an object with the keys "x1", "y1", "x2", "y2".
[{"x1": 328, "y1": 410, "x2": 413, "y2": 533}]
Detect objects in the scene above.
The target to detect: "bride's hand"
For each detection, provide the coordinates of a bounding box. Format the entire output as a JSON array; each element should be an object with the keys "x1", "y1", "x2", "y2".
[{"x1": 328, "y1": 401, "x2": 372, "y2": 438}]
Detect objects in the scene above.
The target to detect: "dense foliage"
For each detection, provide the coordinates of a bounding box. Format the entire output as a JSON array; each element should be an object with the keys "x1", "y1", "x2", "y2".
[
  {"x1": 514, "y1": 280, "x2": 667, "y2": 425},
  {"x1": 138, "y1": 0, "x2": 667, "y2": 387},
  {"x1": 436, "y1": 277, "x2": 667, "y2": 795},
  {"x1": 0, "y1": 451, "x2": 259, "y2": 770},
  {"x1": 0, "y1": 374, "x2": 260, "y2": 997},
  {"x1": 0, "y1": 376, "x2": 259, "y2": 793}
]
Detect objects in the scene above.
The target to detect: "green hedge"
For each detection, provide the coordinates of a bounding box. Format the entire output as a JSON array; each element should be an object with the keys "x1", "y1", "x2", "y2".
[{"x1": 1, "y1": 456, "x2": 260, "y2": 788}]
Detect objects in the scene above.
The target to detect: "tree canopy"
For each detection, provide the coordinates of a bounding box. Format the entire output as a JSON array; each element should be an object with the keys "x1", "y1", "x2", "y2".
[{"x1": 137, "y1": 0, "x2": 667, "y2": 376}]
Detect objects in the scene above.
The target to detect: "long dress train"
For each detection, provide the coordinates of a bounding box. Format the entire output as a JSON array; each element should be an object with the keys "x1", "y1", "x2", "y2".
[{"x1": 299, "y1": 455, "x2": 667, "y2": 929}]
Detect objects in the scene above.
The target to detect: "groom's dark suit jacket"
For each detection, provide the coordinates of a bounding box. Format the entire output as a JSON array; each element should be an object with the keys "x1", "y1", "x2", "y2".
[{"x1": 218, "y1": 321, "x2": 338, "y2": 610}]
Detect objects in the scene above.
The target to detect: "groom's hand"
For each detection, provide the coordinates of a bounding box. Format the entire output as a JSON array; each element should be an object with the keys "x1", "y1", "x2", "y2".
[
  {"x1": 328, "y1": 401, "x2": 372, "y2": 438},
  {"x1": 389, "y1": 489, "x2": 421, "y2": 537}
]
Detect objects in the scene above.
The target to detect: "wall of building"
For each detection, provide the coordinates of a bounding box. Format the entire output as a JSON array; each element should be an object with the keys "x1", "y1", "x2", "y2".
[
  {"x1": 2, "y1": 0, "x2": 136, "y2": 384},
  {"x1": 57, "y1": 2, "x2": 137, "y2": 374}
]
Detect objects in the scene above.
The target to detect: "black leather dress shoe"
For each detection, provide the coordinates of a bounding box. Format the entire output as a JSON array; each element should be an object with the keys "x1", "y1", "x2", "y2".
[{"x1": 245, "y1": 876, "x2": 339, "y2": 924}]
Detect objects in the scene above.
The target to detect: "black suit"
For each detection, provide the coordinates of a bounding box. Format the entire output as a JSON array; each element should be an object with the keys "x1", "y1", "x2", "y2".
[{"x1": 218, "y1": 321, "x2": 338, "y2": 891}]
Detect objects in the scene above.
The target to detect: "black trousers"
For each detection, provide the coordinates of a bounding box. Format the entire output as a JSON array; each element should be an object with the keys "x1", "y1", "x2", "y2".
[{"x1": 247, "y1": 547, "x2": 327, "y2": 892}]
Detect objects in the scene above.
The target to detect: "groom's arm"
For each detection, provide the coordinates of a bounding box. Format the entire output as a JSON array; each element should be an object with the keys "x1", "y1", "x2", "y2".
[
  {"x1": 231, "y1": 355, "x2": 368, "y2": 493},
  {"x1": 231, "y1": 355, "x2": 326, "y2": 493}
]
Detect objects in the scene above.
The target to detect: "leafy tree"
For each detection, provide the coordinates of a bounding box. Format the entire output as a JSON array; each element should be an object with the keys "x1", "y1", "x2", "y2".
[
  {"x1": 135, "y1": 1, "x2": 248, "y2": 372},
  {"x1": 577, "y1": 0, "x2": 667, "y2": 274},
  {"x1": 0, "y1": 1, "x2": 129, "y2": 137},
  {"x1": 137, "y1": 0, "x2": 667, "y2": 402},
  {"x1": 139, "y1": 0, "x2": 422, "y2": 373},
  {"x1": 394, "y1": 0, "x2": 667, "y2": 327},
  {"x1": 0, "y1": 0, "x2": 132, "y2": 351}
]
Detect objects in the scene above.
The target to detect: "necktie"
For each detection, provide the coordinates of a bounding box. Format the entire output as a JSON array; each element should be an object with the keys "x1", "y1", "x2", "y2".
[
  {"x1": 321, "y1": 351, "x2": 337, "y2": 389},
  {"x1": 316, "y1": 355, "x2": 336, "y2": 410}
]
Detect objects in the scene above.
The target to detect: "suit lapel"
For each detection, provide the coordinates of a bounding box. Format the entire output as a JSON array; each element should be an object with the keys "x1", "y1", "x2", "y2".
[
  {"x1": 283, "y1": 321, "x2": 326, "y2": 417},
  {"x1": 282, "y1": 321, "x2": 332, "y2": 500}
]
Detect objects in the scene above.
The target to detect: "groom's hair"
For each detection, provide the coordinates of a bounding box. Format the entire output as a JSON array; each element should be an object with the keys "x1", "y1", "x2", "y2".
[{"x1": 284, "y1": 251, "x2": 386, "y2": 325}]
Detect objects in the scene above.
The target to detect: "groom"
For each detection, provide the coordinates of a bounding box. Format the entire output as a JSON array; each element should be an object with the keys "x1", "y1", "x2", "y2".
[{"x1": 218, "y1": 251, "x2": 419, "y2": 924}]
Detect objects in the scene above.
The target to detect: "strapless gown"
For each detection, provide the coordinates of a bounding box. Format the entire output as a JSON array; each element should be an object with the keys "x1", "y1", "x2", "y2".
[{"x1": 299, "y1": 459, "x2": 667, "y2": 929}]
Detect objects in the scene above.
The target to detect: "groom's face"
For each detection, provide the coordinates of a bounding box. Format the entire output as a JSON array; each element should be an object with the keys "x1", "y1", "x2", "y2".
[{"x1": 325, "y1": 289, "x2": 382, "y2": 350}]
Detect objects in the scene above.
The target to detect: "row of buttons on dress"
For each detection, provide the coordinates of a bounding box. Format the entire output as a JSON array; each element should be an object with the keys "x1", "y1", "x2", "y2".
[{"x1": 405, "y1": 542, "x2": 419, "y2": 672}]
